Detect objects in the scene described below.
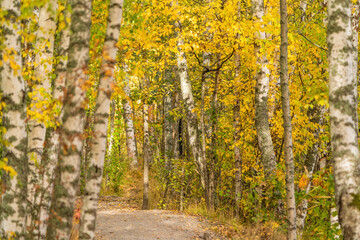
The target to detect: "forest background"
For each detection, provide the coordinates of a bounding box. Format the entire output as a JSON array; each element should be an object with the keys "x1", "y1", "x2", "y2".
[{"x1": 0, "y1": 0, "x2": 359, "y2": 239}]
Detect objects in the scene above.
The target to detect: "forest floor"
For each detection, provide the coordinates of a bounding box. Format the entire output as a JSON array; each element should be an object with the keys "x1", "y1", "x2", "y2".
[{"x1": 94, "y1": 196, "x2": 225, "y2": 240}]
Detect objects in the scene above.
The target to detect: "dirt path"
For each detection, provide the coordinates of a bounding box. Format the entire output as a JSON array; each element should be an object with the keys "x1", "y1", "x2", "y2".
[{"x1": 95, "y1": 197, "x2": 224, "y2": 240}]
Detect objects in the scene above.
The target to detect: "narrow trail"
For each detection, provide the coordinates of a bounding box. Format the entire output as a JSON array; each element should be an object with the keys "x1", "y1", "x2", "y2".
[{"x1": 95, "y1": 196, "x2": 224, "y2": 240}]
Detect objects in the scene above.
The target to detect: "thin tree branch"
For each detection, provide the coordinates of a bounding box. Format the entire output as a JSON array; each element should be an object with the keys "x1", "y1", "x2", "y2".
[
  {"x1": 297, "y1": 31, "x2": 327, "y2": 51},
  {"x1": 191, "y1": 47, "x2": 236, "y2": 72}
]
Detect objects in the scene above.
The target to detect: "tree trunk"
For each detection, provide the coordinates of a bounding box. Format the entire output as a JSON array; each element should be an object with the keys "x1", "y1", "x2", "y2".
[
  {"x1": 296, "y1": 106, "x2": 323, "y2": 235},
  {"x1": 280, "y1": 0, "x2": 297, "y2": 238},
  {"x1": 142, "y1": 102, "x2": 151, "y2": 210},
  {"x1": 0, "y1": 0, "x2": 27, "y2": 237},
  {"x1": 252, "y1": 0, "x2": 277, "y2": 177},
  {"x1": 105, "y1": 100, "x2": 116, "y2": 190},
  {"x1": 81, "y1": 110, "x2": 96, "y2": 196},
  {"x1": 38, "y1": 4, "x2": 71, "y2": 238},
  {"x1": 163, "y1": 72, "x2": 173, "y2": 201},
  {"x1": 172, "y1": 89, "x2": 181, "y2": 160},
  {"x1": 209, "y1": 61, "x2": 220, "y2": 211},
  {"x1": 107, "y1": 101, "x2": 116, "y2": 159},
  {"x1": 123, "y1": 72, "x2": 139, "y2": 169},
  {"x1": 233, "y1": 96, "x2": 242, "y2": 218},
  {"x1": 234, "y1": 9, "x2": 242, "y2": 216},
  {"x1": 327, "y1": 0, "x2": 360, "y2": 238},
  {"x1": 175, "y1": 27, "x2": 206, "y2": 190},
  {"x1": 163, "y1": 72, "x2": 174, "y2": 168},
  {"x1": 200, "y1": 52, "x2": 211, "y2": 209},
  {"x1": 79, "y1": 1, "x2": 124, "y2": 238},
  {"x1": 46, "y1": 0, "x2": 93, "y2": 238},
  {"x1": 26, "y1": 1, "x2": 57, "y2": 234},
  {"x1": 352, "y1": 1, "x2": 359, "y2": 134}
]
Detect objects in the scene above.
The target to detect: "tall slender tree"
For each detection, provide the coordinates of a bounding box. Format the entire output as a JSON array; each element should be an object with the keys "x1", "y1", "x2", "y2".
[
  {"x1": 0, "y1": 0, "x2": 27, "y2": 237},
  {"x1": 162, "y1": 69, "x2": 174, "y2": 201},
  {"x1": 79, "y1": 0, "x2": 124, "y2": 238},
  {"x1": 26, "y1": 0, "x2": 57, "y2": 235},
  {"x1": 46, "y1": 0, "x2": 93, "y2": 237},
  {"x1": 327, "y1": 0, "x2": 360, "y2": 238},
  {"x1": 122, "y1": 72, "x2": 139, "y2": 168},
  {"x1": 233, "y1": 0, "x2": 242, "y2": 218},
  {"x1": 280, "y1": 0, "x2": 297, "y2": 238},
  {"x1": 142, "y1": 96, "x2": 151, "y2": 210},
  {"x1": 252, "y1": 0, "x2": 277, "y2": 177},
  {"x1": 176, "y1": 38, "x2": 206, "y2": 189},
  {"x1": 174, "y1": 9, "x2": 207, "y2": 189},
  {"x1": 38, "y1": 3, "x2": 71, "y2": 238}
]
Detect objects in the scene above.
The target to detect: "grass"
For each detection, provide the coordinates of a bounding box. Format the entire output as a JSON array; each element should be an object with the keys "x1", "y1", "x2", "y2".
[{"x1": 185, "y1": 204, "x2": 286, "y2": 240}]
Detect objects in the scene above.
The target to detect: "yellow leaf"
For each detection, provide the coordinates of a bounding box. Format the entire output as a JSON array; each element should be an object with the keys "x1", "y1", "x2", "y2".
[{"x1": 299, "y1": 175, "x2": 309, "y2": 189}]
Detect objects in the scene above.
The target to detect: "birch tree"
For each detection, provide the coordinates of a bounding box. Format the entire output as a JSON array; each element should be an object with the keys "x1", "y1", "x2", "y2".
[
  {"x1": 79, "y1": 0, "x2": 124, "y2": 238},
  {"x1": 26, "y1": 0, "x2": 57, "y2": 234},
  {"x1": 327, "y1": 0, "x2": 360, "y2": 238},
  {"x1": 38, "y1": 4, "x2": 71, "y2": 238},
  {"x1": 104, "y1": 100, "x2": 116, "y2": 188},
  {"x1": 252, "y1": 0, "x2": 277, "y2": 176},
  {"x1": 123, "y1": 73, "x2": 139, "y2": 168},
  {"x1": 162, "y1": 71, "x2": 174, "y2": 200},
  {"x1": 46, "y1": 0, "x2": 93, "y2": 237},
  {"x1": 142, "y1": 101, "x2": 151, "y2": 210},
  {"x1": 234, "y1": 1, "x2": 242, "y2": 217},
  {"x1": 0, "y1": 0, "x2": 27, "y2": 237},
  {"x1": 280, "y1": 0, "x2": 296, "y2": 238},
  {"x1": 173, "y1": 2, "x2": 207, "y2": 188},
  {"x1": 176, "y1": 36, "x2": 206, "y2": 189}
]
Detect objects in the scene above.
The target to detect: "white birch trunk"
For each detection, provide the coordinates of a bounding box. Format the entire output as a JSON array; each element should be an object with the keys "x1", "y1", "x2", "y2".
[
  {"x1": 176, "y1": 37, "x2": 206, "y2": 189},
  {"x1": 0, "y1": 0, "x2": 27, "y2": 237},
  {"x1": 107, "y1": 100, "x2": 116, "y2": 160},
  {"x1": 330, "y1": 207, "x2": 341, "y2": 240},
  {"x1": 38, "y1": 5, "x2": 70, "y2": 239},
  {"x1": 46, "y1": 0, "x2": 93, "y2": 238},
  {"x1": 327, "y1": 0, "x2": 360, "y2": 238},
  {"x1": 233, "y1": 69, "x2": 242, "y2": 218},
  {"x1": 234, "y1": 24, "x2": 242, "y2": 217},
  {"x1": 79, "y1": 1, "x2": 124, "y2": 238},
  {"x1": 162, "y1": 74, "x2": 173, "y2": 201},
  {"x1": 142, "y1": 103, "x2": 151, "y2": 210},
  {"x1": 163, "y1": 82, "x2": 173, "y2": 170},
  {"x1": 252, "y1": 0, "x2": 277, "y2": 176},
  {"x1": 26, "y1": 0, "x2": 57, "y2": 235},
  {"x1": 123, "y1": 74, "x2": 139, "y2": 168},
  {"x1": 352, "y1": 1, "x2": 359, "y2": 134},
  {"x1": 105, "y1": 100, "x2": 116, "y2": 189}
]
